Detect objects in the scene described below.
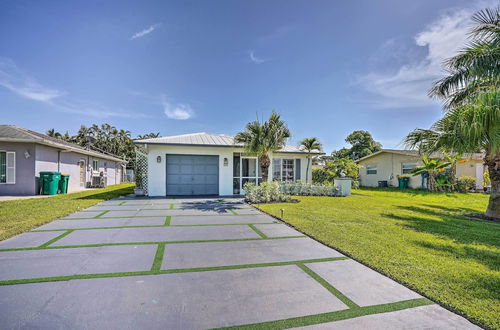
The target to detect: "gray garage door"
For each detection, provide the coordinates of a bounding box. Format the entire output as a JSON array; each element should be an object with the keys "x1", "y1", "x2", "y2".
[{"x1": 166, "y1": 155, "x2": 219, "y2": 195}]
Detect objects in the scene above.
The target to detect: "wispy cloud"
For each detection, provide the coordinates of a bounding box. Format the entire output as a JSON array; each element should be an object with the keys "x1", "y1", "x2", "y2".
[
  {"x1": 161, "y1": 95, "x2": 193, "y2": 120},
  {"x1": 130, "y1": 23, "x2": 160, "y2": 40},
  {"x1": 0, "y1": 59, "x2": 64, "y2": 102},
  {"x1": 249, "y1": 51, "x2": 269, "y2": 64},
  {"x1": 358, "y1": 7, "x2": 475, "y2": 109},
  {"x1": 0, "y1": 58, "x2": 146, "y2": 118}
]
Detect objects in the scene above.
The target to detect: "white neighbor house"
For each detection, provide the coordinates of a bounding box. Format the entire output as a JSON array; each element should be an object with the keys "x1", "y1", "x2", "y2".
[{"x1": 134, "y1": 132, "x2": 322, "y2": 196}]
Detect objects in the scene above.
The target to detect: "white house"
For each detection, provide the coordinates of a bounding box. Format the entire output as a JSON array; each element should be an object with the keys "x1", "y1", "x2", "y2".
[{"x1": 133, "y1": 132, "x2": 322, "y2": 196}]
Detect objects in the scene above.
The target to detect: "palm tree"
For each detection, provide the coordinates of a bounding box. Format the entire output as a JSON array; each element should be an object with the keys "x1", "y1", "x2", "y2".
[
  {"x1": 429, "y1": 7, "x2": 500, "y2": 109},
  {"x1": 409, "y1": 155, "x2": 450, "y2": 192},
  {"x1": 235, "y1": 111, "x2": 291, "y2": 182},
  {"x1": 406, "y1": 6, "x2": 500, "y2": 218},
  {"x1": 299, "y1": 137, "x2": 322, "y2": 182},
  {"x1": 405, "y1": 90, "x2": 499, "y2": 216},
  {"x1": 46, "y1": 129, "x2": 62, "y2": 139}
]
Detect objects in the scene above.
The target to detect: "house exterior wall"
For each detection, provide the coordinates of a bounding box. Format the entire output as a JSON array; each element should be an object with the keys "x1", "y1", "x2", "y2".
[
  {"x1": 358, "y1": 153, "x2": 422, "y2": 189},
  {"x1": 0, "y1": 142, "x2": 37, "y2": 195},
  {"x1": 456, "y1": 159, "x2": 483, "y2": 177},
  {"x1": 145, "y1": 144, "x2": 311, "y2": 197},
  {"x1": 0, "y1": 142, "x2": 124, "y2": 196}
]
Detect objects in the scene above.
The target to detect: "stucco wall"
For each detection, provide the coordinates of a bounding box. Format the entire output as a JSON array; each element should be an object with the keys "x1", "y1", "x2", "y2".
[
  {"x1": 145, "y1": 144, "x2": 310, "y2": 196},
  {"x1": 358, "y1": 153, "x2": 422, "y2": 188},
  {"x1": 0, "y1": 142, "x2": 37, "y2": 195}
]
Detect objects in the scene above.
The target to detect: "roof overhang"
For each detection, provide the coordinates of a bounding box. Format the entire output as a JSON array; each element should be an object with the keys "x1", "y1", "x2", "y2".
[{"x1": 0, "y1": 138, "x2": 127, "y2": 163}]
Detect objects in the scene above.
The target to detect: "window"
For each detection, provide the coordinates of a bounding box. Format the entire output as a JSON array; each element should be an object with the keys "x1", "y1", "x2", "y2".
[
  {"x1": 366, "y1": 165, "x2": 377, "y2": 175},
  {"x1": 92, "y1": 160, "x2": 99, "y2": 171},
  {"x1": 402, "y1": 162, "x2": 417, "y2": 174},
  {"x1": 272, "y1": 158, "x2": 295, "y2": 181},
  {"x1": 0, "y1": 151, "x2": 15, "y2": 184}
]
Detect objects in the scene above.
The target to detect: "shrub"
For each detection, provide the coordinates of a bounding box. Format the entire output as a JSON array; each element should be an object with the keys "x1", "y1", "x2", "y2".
[
  {"x1": 457, "y1": 176, "x2": 476, "y2": 192},
  {"x1": 244, "y1": 181, "x2": 291, "y2": 203},
  {"x1": 280, "y1": 182, "x2": 339, "y2": 196}
]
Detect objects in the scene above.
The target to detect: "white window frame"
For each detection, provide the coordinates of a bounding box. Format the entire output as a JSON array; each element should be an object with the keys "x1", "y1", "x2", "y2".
[
  {"x1": 92, "y1": 159, "x2": 99, "y2": 173},
  {"x1": 272, "y1": 158, "x2": 295, "y2": 182},
  {"x1": 0, "y1": 151, "x2": 16, "y2": 184},
  {"x1": 366, "y1": 164, "x2": 377, "y2": 175},
  {"x1": 402, "y1": 162, "x2": 417, "y2": 174}
]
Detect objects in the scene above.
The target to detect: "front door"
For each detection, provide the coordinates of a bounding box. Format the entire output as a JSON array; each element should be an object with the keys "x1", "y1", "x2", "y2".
[{"x1": 79, "y1": 160, "x2": 85, "y2": 187}]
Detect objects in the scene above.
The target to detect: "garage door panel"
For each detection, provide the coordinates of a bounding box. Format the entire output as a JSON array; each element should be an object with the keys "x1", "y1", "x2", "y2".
[{"x1": 166, "y1": 155, "x2": 219, "y2": 195}]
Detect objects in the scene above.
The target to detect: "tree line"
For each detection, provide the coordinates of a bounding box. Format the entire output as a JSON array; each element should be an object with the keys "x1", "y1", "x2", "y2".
[{"x1": 46, "y1": 124, "x2": 160, "y2": 168}]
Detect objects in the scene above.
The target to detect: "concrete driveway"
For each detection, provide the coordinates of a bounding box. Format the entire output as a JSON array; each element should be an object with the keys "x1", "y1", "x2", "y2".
[{"x1": 0, "y1": 197, "x2": 479, "y2": 329}]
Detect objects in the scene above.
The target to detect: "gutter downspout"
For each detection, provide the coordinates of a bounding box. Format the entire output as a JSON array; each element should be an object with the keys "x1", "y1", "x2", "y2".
[{"x1": 57, "y1": 150, "x2": 61, "y2": 172}]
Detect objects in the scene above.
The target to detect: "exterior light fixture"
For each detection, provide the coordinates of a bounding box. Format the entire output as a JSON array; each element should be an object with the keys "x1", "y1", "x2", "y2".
[
  {"x1": 224, "y1": 157, "x2": 228, "y2": 166},
  {"x1": 24, "y1": 150, "x2": 31, "y2": 159},
  {"x1": 157, "y1": 156, "x2": 162, "y2": 163}
]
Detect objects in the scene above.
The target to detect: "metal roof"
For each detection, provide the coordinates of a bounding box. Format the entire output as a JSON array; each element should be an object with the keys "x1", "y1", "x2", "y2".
[
  {"x1": 0, "y1": 125, "x2": 127, "y2": 163},
  {"x1": 134, "y1": 132, "x2": 323, "y2": 154}
]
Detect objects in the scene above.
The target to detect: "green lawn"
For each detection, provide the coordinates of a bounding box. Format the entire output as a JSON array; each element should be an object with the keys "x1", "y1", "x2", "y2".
[
  {"x1": 0, "y1": 183, "x2": 134, "y2": 241},
  {"x1": 255, "y1": 188, "x2": 500, "y2": 329}
]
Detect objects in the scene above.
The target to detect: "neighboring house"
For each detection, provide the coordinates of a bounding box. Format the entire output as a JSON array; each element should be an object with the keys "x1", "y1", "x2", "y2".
[
  {"x1": 356, "y1": 149, "x2": 486, "y2": 189},
  {"x1": 133, "y1": 132, "x2": 323, "y2": 196},
  {"x1": 0, "y1": 125, "x2": 127, "y2": 195}
]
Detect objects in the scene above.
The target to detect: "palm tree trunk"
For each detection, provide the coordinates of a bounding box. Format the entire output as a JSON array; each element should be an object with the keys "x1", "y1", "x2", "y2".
[
  {"x1": 260, "y1": 154, "x2": 271, "y2": 182},
  {"x1": 306, "y1": 155, "x2": 310, "y2": 183},
  {"x1": 485, "y1": 154, "x2": 500, "y2": 219}
]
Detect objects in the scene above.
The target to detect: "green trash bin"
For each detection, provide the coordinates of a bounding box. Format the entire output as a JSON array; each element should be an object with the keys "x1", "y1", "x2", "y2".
[
  {"x1": 59, "y1": 174, "x2": 70, "y2": 194},
  {"x1": 398, "y1": 176, "x2": 410, "y2": 189},
  {"x1": 39, "y1": 171, "x2": 61, "y2": 195}
]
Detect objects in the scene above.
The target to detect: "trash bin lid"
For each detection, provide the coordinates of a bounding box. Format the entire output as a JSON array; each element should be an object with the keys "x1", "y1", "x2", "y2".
[
  {"x1": 61, "y1": 173, "x2": 70, "y2": 176},
  {"x1": 40, "y1": 171, "x2": 61, "y2": 175}
]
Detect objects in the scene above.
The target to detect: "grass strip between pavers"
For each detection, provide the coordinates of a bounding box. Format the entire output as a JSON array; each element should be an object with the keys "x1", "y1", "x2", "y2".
[
  {"x1": 0, "y1": 236, "x2": 307, "y2": 252},
  {"x1": 229, "y1": 209, "x2": 238, "y2": 215},
  {"x1": 118, "y1": 201, "x2": 126, "y2": 206},
  {"x1": 164, "y1": 216, "x2": 171, "y2": 226},
  {"x1": 38, "y1": 230, "x2": 74, "y2": 248},
  {"x1": 247, "y1": 224, "x2": 267, "y2": 238},
  {"x1": 30, "y1": 222, "x2": 279, "y2": 232},
  {"x1": 151, "y1": 243, "x2": 166, "y2": 271},
  {"x1": 0, "y1": 257, "x2": 349, "y2": 286},
  {"x1": 169, "y1": 204, "x2": 174, "y2": 210},
  {"x1": 215, "y1": 298, "x2": 434, "y2": 329},
  {"x1": 94, "y1": 210, "x2": 110, "y2": 218},
  {"x1": 61, "y1": 213, "x2": 261, "y2": 220},
  {"x1": 297, "y1": 263, "x2": 358, "y2": 309}
]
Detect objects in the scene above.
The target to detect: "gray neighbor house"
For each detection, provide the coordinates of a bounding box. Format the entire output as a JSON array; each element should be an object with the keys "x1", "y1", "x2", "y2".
[{"x1": 0, "y1": 125, "x2": 127, "y2": 196}]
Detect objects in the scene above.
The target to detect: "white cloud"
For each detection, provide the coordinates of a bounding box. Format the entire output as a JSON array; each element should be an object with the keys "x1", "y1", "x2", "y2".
[
  {"x1": 162, "y1": 97, "x2": 193, "y2": 120},
  {"x1": 0, "y1": 58, "x2": 146, "y2": 118},
  {"x1": 130, "y1": 24, "x2": 160, "y2": 40},
  {"x1": 359, "y1": 8, "x2": 473, "y2": 109},
  {"x1": 0, "y1": 59, "x2": 64, "y2": 102},
  {"x1": 249, "y1": 51, "x2": 269, "y2": 64}
]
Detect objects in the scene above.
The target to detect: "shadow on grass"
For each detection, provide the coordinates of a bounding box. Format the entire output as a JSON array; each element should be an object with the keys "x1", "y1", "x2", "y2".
[
  {"x1": 415, "y1": 240, "x2": 500, "y2": 272},
  {"x1": 383, "y1": 205, "x2": 500, "y2": 248},
  {"x1": 75, "y1": 187, "x2": 135, "y2": 201},
  {"x1": 359, "y1": 187, "x2": 461, "y2": 198}
]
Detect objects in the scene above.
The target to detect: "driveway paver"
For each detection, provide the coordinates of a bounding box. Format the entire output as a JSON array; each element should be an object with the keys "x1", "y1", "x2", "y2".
[{"x1": 0, "y1": 196, "x2": 480, "y2": 329}]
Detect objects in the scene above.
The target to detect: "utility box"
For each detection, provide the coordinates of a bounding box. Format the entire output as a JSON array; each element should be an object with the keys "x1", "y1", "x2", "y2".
[{"x1": 334, "y1": 177, "x2": 352, "y2": 197}]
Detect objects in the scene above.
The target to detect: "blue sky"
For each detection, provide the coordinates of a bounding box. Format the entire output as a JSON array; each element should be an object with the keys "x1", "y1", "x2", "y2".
[{"x1": 0, "y1": 0, "x2": 493, "y2": 153}]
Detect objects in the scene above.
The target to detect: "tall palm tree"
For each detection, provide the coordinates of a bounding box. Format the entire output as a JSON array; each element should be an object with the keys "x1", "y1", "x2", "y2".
[
  {"x1": 299, "y1": 137, "x2": 322, "y2": 182},
  {"x1": 406, "y1": 6, "x2": 500, "y2": 218},
  {"x1": 429, "y1": 7, "x2": 500, "y2": 109},
  {"x1": 235, "y1": 111, "x2": 291, "y2": 182},
  {"x1": 405, "y1": 90, "x2": 500, "y2": 217}
]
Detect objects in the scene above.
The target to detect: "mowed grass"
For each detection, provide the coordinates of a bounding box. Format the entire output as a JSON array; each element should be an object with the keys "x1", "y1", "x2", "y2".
[
  {"x1": 0, "y1": 183, "x2": 134, "y2": 241},
  {"x1": 255, "y1": 188, "x2": 500, "y2": 329}
]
